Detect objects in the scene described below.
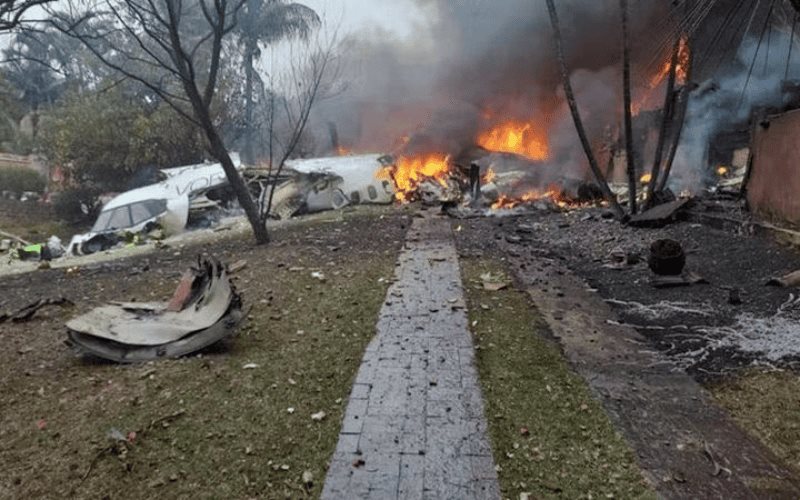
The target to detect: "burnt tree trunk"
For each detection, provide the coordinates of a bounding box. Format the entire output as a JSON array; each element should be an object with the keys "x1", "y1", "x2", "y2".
[
  {"x1": 621, "y1": 0, "x2": 637, "y2": 215},
  {"x1": 545, "y1": 0, "x2": 625, "y2": 219},
  {"x1": 657, "y1": 45, "x2": 695, "y2": 194},
  {"x1": 646, "y1": 36, "x2": 681, "y2": 208}
]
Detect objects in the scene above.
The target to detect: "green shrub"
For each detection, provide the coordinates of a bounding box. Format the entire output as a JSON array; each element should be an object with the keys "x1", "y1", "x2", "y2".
[
  {"x1": 51, "y1": 187, "x2": 102, "y2": 224},
  {"x1": 0, "y1": 167, "x2": 46, "y2": 195}
]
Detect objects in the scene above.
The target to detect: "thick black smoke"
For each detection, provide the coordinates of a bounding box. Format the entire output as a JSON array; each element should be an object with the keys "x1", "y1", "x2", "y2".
[{"x1": 311, "y1": 0, "x2": 770, "y2": 187}]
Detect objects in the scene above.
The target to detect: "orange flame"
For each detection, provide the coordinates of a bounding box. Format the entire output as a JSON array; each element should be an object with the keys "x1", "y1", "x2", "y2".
[
  {"x1": 477, "y1": 120, "x2": 549, "y2": 161},
  {"x1": 634, "y1": 36, "x2": 691, "y2": 115},
  {"x1": 490, "y1": 188, "x2": 564, "y2": 210},
  {"x1": 336, "y1": 146, "x2": 352, "y2": 156},
  {"x1": 377, "y1": 153, "x2": 453, "y2": 202},
  {"x1": 717, "y1": 166, "x2": 729, "y2": 176},
  {"x1": 641, "y1": 173, "x2": 653, "y2": 184},
  {"x1": 483, "y1": 168, "x2": 497, "y2": 184},
  {"x1": 649, "y1": 35, "x2": 690, "y2": 90}
]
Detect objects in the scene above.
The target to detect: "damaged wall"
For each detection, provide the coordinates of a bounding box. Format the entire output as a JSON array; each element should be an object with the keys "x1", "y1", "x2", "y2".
[{"x1": 748, "y1": 109, "x2": 800, "y2": 225}]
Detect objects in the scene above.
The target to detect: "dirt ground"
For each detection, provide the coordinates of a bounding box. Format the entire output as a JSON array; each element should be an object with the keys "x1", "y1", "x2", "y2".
[
  {"x1": 0, "y1": 207, "x2": 409, "y2": 499},
  {"x1": 455, "y1": 207, "x2": 800, "y2": 378}
]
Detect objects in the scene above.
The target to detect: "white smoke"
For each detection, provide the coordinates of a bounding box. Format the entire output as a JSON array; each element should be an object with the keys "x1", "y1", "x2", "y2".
[{"x1": 670, "y1": 30, "x2": 796, "y2": 192}]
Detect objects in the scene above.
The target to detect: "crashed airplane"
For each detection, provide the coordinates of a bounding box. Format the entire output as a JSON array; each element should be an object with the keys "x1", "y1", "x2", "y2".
[
  {"x1": 265, "y1": 154, "x2": 395, "y2": 219},
  {"x1": 66, "y1": 153, "x2": 396, "y2": 257},
  {"x1": 67, "y1": 155, "x2": 243, "y2": 256}
]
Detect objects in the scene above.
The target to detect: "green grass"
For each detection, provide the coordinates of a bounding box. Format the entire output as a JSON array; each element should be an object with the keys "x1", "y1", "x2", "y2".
[
  {"x1": 0, "y1": 229, "x2": 399, "y2": 499},
  {"x1": 711, "y1": 370, "x2": 800, "y2": 474},
  {"x1": 462, "y1": 258, "x2": 654, "y2": 500}
]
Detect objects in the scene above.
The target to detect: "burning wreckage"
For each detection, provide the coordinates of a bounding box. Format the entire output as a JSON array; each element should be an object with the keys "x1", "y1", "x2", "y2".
[{"x1": 60, "y1": 147, "x2": 597, "y2": 261}]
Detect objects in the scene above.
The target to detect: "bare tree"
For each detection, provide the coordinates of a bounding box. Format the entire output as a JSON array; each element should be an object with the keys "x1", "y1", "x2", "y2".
[
  {"x1": 258, "y1": 26, "x2": 342, "y2": 219},
  {"x1": 0, "y1": 0, "x2": 53, "y2": 31},
  {"x1": 48, "y1": 0, "x2": 270, "y2": 244},
  {"x1": 545, "y1": 0, "x2": 624, "y2": 219}
]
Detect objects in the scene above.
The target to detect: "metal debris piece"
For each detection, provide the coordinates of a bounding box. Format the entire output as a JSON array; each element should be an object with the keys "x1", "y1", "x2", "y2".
[
  {"x1": 65, "y1": 256, "x2": 243, "y2": 363},
  {"x1": 650, "y1": 272, "x2": 708, "y2": 288},
  {"x1": 629, "y1": 198, "x2": 691, "y2": 228}
]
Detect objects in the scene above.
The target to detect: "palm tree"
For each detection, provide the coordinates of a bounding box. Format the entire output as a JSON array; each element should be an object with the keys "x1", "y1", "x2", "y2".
[{"x1": 237, "y1": 0, "x2": 320, "y2": 164}]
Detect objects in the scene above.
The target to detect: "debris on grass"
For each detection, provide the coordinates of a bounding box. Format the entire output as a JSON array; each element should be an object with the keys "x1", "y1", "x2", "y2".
[
  {"x1": 65, "y1": 256, "x2": 243, "y2": 363},
  {"x1": 767, "y1": 270, "x2": 800, "y2": 287},
  {"x1": 463, "y1": 259, "x2": 653, "y2": 499},
  {"x1": 480, "y1": 271, "x2": 510, "y2": 291}
]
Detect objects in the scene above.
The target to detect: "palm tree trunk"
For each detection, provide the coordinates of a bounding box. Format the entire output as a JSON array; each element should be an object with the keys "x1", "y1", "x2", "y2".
[
  {"x1": 646, "y1": 36, "x2": 681, "y2": 208},
  {"x1": 656, "y1": 43, "x2": 695, "y2": 194},
  {"x1": 620, "y1": 0, "x2": 637, "y2": 215},
  {"x1": 545, "y1": 0, "x2": 625, "y2": 219}
]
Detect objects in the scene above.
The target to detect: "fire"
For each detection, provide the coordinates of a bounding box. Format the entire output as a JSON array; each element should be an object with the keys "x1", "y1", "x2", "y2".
[
  {"x1": 336, "y1": 146, "x2": 352, "y2": 156},
  {"x1": 640, "y1": 173, "x2": 652, "y2": 184},
  {"x1": 717, "y1": 166, "x2": 729, "y2": 176},
  {"x1": 649, "y1": 35, "x2": 690, "y2": 90},
  {"x1": 483, "y1": 168, "x2": 497, "y2": 184},
  {"x1": 477, "y1": 120, "x2": 549, "y2": 161},
  {"x1": 490, "y1": 188, "x2": 564, "y2": 210},
  {"x1": 634, "y1": 36, "x2": 691, "y2": 114},
  {"x1": 377, "y1": 153, "x2": 453, "y2": 202}
]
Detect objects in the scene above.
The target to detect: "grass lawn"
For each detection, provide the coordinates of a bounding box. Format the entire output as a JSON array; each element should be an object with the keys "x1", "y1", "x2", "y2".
[
  {"x1": 0, "y1": 209, "x2": 406, "y2": 499},
  {"x1": 461, "y1": 258, "x2": 654, "y2": 500},
  {"x1": 711, "y1": 370, "x2": 800, "y2": 475}
]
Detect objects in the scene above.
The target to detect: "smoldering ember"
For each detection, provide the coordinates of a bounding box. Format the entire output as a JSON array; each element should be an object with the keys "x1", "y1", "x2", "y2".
[{"x1": 5, "y1": 0, "x2": 800, "y2": 498}]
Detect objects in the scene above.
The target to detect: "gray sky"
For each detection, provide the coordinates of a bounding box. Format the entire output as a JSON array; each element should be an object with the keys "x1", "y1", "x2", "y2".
[
  {"x1": 0, "y1": 0, "x2": 428, "y2": 48},
  {"x1": 303, "y1": 0, "x2": 427, "y2": 40}
]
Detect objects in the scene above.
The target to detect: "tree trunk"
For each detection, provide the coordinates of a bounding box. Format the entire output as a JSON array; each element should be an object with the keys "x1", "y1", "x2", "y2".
[
  {"x1": 620, "y1": 0, "x2": 637, "y2": 215},
  {"x1": 656, "y1": 42, "x2": 695, "y2": 194},
  {"x1": 646, "y1": 36, "x2": 681, "y2": 208},
  {"x1": 243, "y1": 38, "x2": 257, "y2": 165},
  {"x1": 208, "y1": 128, "x2": 270, "y2": 245},
  {"x1": 545, "y1": 0, "x2": 625, "y2": 219},
  {"x1": 189, "y1": 84, "x2": 269, "y2": 245}
]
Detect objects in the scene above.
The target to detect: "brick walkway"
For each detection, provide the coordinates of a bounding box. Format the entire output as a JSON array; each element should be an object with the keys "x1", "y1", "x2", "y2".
[{"x1": 321, "y1": 215, "x2": 500, "y2": 500}]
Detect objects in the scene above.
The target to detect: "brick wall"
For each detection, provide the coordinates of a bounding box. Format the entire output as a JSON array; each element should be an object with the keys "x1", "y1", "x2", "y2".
[{"x1": 748, "y1": 109, "x2": 800, "y2": 226}]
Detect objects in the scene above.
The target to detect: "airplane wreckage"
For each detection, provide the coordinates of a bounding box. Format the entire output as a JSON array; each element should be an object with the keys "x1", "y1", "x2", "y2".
[
  {"x1": 66, "y1": 256, "x2": 244, "y2": 363},
  {"x1": 65, "y1": 153, "x2": 395, "y2": 256}
]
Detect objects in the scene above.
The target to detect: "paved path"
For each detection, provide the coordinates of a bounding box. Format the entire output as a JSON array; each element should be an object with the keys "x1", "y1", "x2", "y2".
[{"x1": 322, "y1": 215, "x2": 500, "y2": 500}]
